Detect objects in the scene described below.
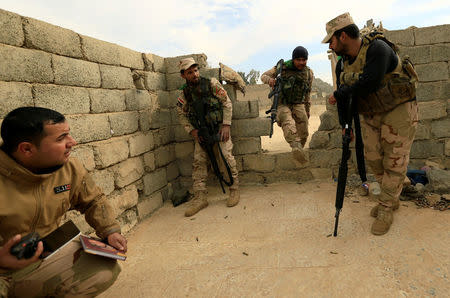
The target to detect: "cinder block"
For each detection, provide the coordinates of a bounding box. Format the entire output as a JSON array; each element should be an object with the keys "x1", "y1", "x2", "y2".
[
  {"x1": 431, "y1": 44, "x2": 450, "y2": 62},
  {"x1": 232, "y1": 100, "x2": 259, "y2": 119},
  {"x1": 415, "y1": 62, "x2": 448, "y2": 82},
  {"x1": 231, "y1": 118, "x2": 271, "y2": 137},
  {"x1": 0, "y1": 8, "x2": 24, "y2": 46},
  {"x1": 177, "y1": 156, "x2": 193, "y2": 177},
  {"x1": 129, "y1": 132, "x2": 154, "y2": 156},
  {"x1": 310, "y1": 168, "x2": 333, "y2": 180},
  {"x1": 414, "y1": 24, "x2": 450, "y2": 45},
  {"x1": 415, "y1": 122, "x2": 431, "y2": 140},
  {"x1": 238, "y1": 172, "x2": 265, "y2": 185},
  {"x1": 109, "y1": 111, "x2": 139, "y2": 136},
  {"x1": 274, "y1": 152, "x2": 307, "y2": 171},
  {"x1": 53, "y1": 55, "x2": 100, "y2": 87},
  {"x1": 170, "y1": 108, "x2": 178, "y2": 124},
  {"x1": 90, "y1": 89, "x2": 126, "y2": 113},
  {"x1": 175, "y1": 141, "x2": 194, "y2": 159},
  {"x1": 174, "y1": 125, "x2": 192, "y2": 142},
  {"x1": 318, "y1": 110, "x2": 339, "y2": 131},
  {"x1": 142, "y1": 53, "x2": 154, "y2": 71},
  {"x1": 156, "y1": 126, "x2": 173, "y2": 145},
  {"x1": 155, "y1": 145, "x2": 175, "y2": 167},
  {"x1": 143, "y1": 168, "x2": 167, "y2": 195},
  {"x1": 431, "y1": 118, "x2": 450, "y2": 138},
  {"x1": 223, "y1": 84, "x2": 237, "y2": 102},
  {"x1": 199, "y1": 68, "x2": 220, "y2": 80},
  {"x1": 168, "y1": 90, "x2": 182, "y2": 108},
  {"x1": 166, "y1": 73, "x2": 184, "y2": 91},
  {"x1": 165, "y1": 53, "x2": 207, "y2": 74},
  {"x1": 264, "y1": 169, "x2": 313, "y2": 184},
  {"x1": 125, "y1": 89, "x2": 156, "y2": 111},
  {"x1": 0, "y1": 44, "x2": 53, "y2": 83},
  {"x1": 159, "y1": 109, "x2": 172, "y2": 126},
  {"x1": 23, "y1": 17, "x2": 82, "y2": 58},
  {"x1": 67, "y1": 114, "x2": 111, "y2": 144},
  {"x1": 33, "y1": 84, "x2": 90, "y2": 114},
  {"x1": 417, "y1": 81, "x2": 447, "y2": 101},
  {"x1": 138, "y1": 109, "x2": 153, "y2": 131},
  {"x1": 90, "y1": 168, "x2": 115, "y2": 195},
  {"x1": 309, "y1": 149, "x2": 341, "y2": 168},
  {"x1": 309, "y1": 131, "x2": 330, "y2": 149},
  {"x1": 99, "y1": 64, "x2": 134, "y2": 89},
  {"x1": 145, "y1": 71, "x2": 166, "y2": 91},
  {"x1": 80, "y1": 35, "x2": 120, "y2": 65},
  {"x1": 411, "y1": 140, "x2": 444, "y2": 158},
  {"x1": 71, "y1": 145, "x2": 95, "y2": 172},
  {"x1": 137, "y1": 192, "x2": 163, "y2": 219},
  {"x1": 384, "y1": 28, "x2": 415, "y2": 46},
  {"x1": 143, "y1": 152, "x2": 156, "y2": 172},
  {"x1": 398, "y1": 46, "x2": 431, "y2": 64},
  {"x1": 0, "y1": 81, "x2": 32, "y2": 118},
  {"x1": 92, "y1": 137, "x2": 129, "y2": 169},
  {"x1": 109, "y1": 185, "x2": 139, "y2": 218},
  {"x1": 157, "y1": 90, "x2": 171, "y2": 108},
  {"x1": 232, "y1": 137, "x2": 261, "y2": 155},
  {"x1": 243, "y1": 154, "x2": 275, "y2": 172},
  {"x1": 118, "y1": 46, "x2": 144, "y2": 70},
  {"x1": 166, "y1": 161, "x2": 179, "y2": 181},
  {"x1": 117, "y1": 209, "x2": 138, "y2": 234},
  {"x1": 111, "y1": 157, "x2": 145, "y2": 188},
  {"x1": 445, "y1": 139, "x2": 450, "y2": 156},
  {"x1": 418, "y1": 100, "x2": 447, "y2": 120}
]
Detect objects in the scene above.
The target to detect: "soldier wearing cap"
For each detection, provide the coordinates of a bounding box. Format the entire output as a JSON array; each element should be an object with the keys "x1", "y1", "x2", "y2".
[
  {"x1": 323, "y1": 13, "x2": 418, "y2": 235},
  {"x1": 261, "y1": 46, "x2": 313, "y2": 163},
  {"x1": 176, "y1": 57, "x2": 240, "y2": 217}
]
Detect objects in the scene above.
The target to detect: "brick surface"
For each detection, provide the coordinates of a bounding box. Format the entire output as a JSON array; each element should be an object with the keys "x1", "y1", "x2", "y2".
[
  {"x1": 118, "y1": 46, "x2": 144, "y2": 70},
  {"x1": 157, "y1": 91, "x2": 171, "y2": 108},
  {"x1": 415, "y1": 122, "x2": 431, "y2": 140},
  {"x1": 165, "y1": 54, "x2": 207, "y2": 74},
  {"x1": 175, "y1": 141, "x2": 194, "y2": 159},
  {"x1": 418, "y1": 100, "x2": 447, "y2": 120},
  {"x1": 53, "y1": 55, "x2": 100, "y2": 87},
  {"x1": 445, "y1": 140, "x2": 450, "y2": 156},
  {"x1": 117, "y1": 209, "x2": 138, "y2": 234},
  {"x1": 232, "y1": 137, "x2": 261, "y2": 155},
  {"x1": 67, "y1": 114, "x2": 111, "y2": 143},
  {"x1": 384, "y1": 29, "x2": 414, "y2": 46},
  {"x1": 137, "y1": 192, "x2": 163, "y2": 219},
  {"x1": 33, "y1": 84, "x2": 90, "y2": 114},
  {"x1": 243, "y1": 154, "x2": 275, "y2": 173},
  {"x1": 129, "y1": 132, "x2": 154, "y2": 156},
  {"x1": 143, "y1": 168, "x2": 167, "y2": 195},
  {"x1": 92, "y1": 137, "x2": 129, "y2": 168},
  {"x1": 80, "y1": 35, "x2": 120, "y2": 65},
  {"x1": 415, "y1": 62, "x2": 448, "y2": 82},
  {"x1": 0, "y1": 44, "x2": 53, "y2": 83},
  {"x1": 143, "y1": 152, "x2": 156, "y2": 172},
  {"x1": 70, "y1": 146, "x2": 95, "y2": 172},
  {"x1": 274, "y1": 152, "x2": 307, "y2": 171},
  {"x1": 414, "y1": 25, "x2": 450, "y2": 45},
  {"x1": 310, "y1": 168, "x2": 333, "y2": 180},
  {"x1": 0, "y1": 8, "x2": 24, "y2": 46},
  {"x1": 431, "y1": 118, "x2": 450, "y2": 138},
  {"x1": 309, "y1": 131, "x2": 330, "y2": 149},
  {"x1": 125, "y1": 89, "x2": 156, "y2": 110},
  {"x1": 231, "y1": 118, "x2": 271, "y2": 137},
  {"x1": 411, "y1": 140, "x2": 444, "y2": 158},
  {"x1": 109, "y1": 111, "x2": 139, "y2": 136},
  {"x1": 23, "y1": 17, "x2": 82, "y2": 58},
  {"x1": 109, "y1": 185, "x2": 139, "y2": 218},
  {"x1": 177, "y1": 157, "x2": 193, "y2": 177},
  {"x1": 416, "y1": 81, "x2": 448, "y2": 102},
  {"x1": 232, "y1": 100, "x2": 259, "y2": 119},
  {"x1": 112, "y1": 157, "x2": 144, "y2": 188},
  {"x1": 90, "y1": 89, "x2": 126, "y2": 113},
  {"x1": 0, "y1": 81, "x2": 32, "y2": 118},
  {"x1": 99, "y1": 64, "x2": 134, "y2": 89},
  {"x1": 398, "y1": 46, "x2": 431, "y2": 64},
  {"x1": 318, "y1": 111, "x2": 339, "y2": 131},
  {"x1": 90, "y1": 168, "x2": 115, "y2": 195},
  {"x1": 155, "y1": 145, "x2": 175, "y2": 167},
  {"x1": 166, "y1": 73, "x2": 184, "y2": 91},
  {"x1": 431, "y1": 44, "x2": 450, "y2": 62},
  {"x1": 309, "y1": 149, "x2": 341, "y2": 168},
  {"x1": 166, "y1": 161, "x2": 179, "y2": 181},
  {"x1": 145, "y1": 71, "x2": 166, "y2": 91}
]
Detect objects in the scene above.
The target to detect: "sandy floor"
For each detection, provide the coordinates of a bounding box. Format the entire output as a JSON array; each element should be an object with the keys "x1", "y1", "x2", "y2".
[
  {"x1": 100, "y1": 181, "x2": 449, "y2": 297},
  {"x1": 261, "y1": 104, "x2": 326, "y2": 153}
]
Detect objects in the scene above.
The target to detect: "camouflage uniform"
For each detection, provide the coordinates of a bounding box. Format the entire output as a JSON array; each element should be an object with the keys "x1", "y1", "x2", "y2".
[
  {"x1": 261, "y1": 61, "x2": 314, "y2": 148},
  {"x1": 176, "y1": 77, "x2": 239, "y2": 194}
]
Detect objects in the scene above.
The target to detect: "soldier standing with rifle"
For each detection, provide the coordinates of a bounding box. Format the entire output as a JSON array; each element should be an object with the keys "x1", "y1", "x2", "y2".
[
  {"x1": 324, "y1": 13, "x2": 418, "y2": 235},
  {"x1": 176, "y1": 57, "x2": 240, "y2": 217},
  {"x1": 261, "y1": 46, "x2": 313, "y2": 163}
]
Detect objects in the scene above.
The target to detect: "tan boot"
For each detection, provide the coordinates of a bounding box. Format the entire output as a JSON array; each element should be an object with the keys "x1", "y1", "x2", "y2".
[
  {"x1": 227, "y1": 189, "x2": 240, "y2": 207},
  {"x1": 290, "y1": 141, "x2": 308, "y2": 163},
  {"x1": 300, "y1": 138, "x2": 307, "y2": 148},
  {"x1": 370, "y1": 200, "x2": 399, "y2": 218},
  {"x1": 371, "y1": 205, "x2": 393, "y2": 235},
  {"x1": 184, "y1": 191, "x2": 208, "y2": 217}
]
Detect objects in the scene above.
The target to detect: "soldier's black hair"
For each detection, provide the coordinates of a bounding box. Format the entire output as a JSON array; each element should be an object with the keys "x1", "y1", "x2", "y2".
[
  {"x1": 334, "y1": 24, "x2": 360, "y2": 39},
  {"x1": 1, "y1": 107, "x2": 65, "y2": 154}
]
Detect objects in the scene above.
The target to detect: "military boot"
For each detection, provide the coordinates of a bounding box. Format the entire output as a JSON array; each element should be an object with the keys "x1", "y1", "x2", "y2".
[
  {"x1": 227, "y1": 188, "x2": 240, "y2": 207},
  {"x1": 290, "y1": 141, "x2": 308, "y2": 163},
  {"x1": 370, "y1": 200, "x2": 399, "y2": 217},
  {"x1": 184, "y1": 191, "x2": 208, "y2": 217},
  {"x1": 371, "y1": 205, "x2": 393, "y2": 235},
  {"x1": 300, "y1": 138, "x2": 307, "y2": 148}
]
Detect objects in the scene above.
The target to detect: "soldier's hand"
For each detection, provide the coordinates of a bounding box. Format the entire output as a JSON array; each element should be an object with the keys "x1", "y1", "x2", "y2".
[
  {"x1": 0, "y1": 234, "x2": 43, "y2": 270},
  {"x1": 328, "y1": 94, "x2": 337, "y2": 105},
  {"x1": 107, "y1": 233, "x2": 127, "y2": 253},
  {"x1": 269, "y1": 78, "x2": 276, "y2": 88},
  {"x1": 190, "y1": 129, "x2": 203, "y2": 143},
  {"x1": 219, "y1": 125, "x2": 231, "y2": 142}
]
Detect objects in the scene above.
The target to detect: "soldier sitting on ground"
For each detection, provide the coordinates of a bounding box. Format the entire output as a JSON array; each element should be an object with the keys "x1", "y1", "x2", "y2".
[
  {"x1": 0, "y1": 107, "x2": 127, "y2": 297},
  {"x1": 176, "y1": 57, "x2": 240, "y2": 217}
]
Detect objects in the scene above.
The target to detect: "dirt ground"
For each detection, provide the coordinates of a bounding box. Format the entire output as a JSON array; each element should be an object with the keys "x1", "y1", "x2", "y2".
[{"x1": 100, "y1": 181, "x2": 449, "y2": 297}]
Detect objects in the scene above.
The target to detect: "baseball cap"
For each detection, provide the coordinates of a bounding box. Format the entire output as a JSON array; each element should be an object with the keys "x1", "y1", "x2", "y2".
[
  {"x1": 322, "y1": 12, "x2": 355, "y2": 43},
  {"x1": 179, "y1": 57, "x2": 198, "y2": 72}
]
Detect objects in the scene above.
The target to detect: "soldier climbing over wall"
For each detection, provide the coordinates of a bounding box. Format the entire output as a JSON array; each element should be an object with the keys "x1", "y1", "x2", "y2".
[
  {"x1": 261, "y1": 46, "x2": 314, "y2": 163},
  {"x1": 176, "y1": 57, "x2": 240, "y2": 217}
]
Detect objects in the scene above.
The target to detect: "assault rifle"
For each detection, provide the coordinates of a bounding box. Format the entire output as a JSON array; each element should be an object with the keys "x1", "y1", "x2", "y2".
[
  {"x1": 333, "y1": 93, "x2": 367, "y2": 237},
  {"x1": 265, "y1": 59, "x2": 284, "y2": 138},
  {"x1": 192, "y1": 96, "x2": 233, "y2": 194}
]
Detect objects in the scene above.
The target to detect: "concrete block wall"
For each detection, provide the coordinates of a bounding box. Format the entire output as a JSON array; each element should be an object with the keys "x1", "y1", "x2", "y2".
[{"x1": 0, "y1": 9, "x2": 170, "y2": 234}]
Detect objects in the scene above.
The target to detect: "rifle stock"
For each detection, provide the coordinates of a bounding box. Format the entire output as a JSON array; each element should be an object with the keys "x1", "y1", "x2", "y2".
[{"x1": 265, "y1": 59, "x2": 284, "y2": 138}]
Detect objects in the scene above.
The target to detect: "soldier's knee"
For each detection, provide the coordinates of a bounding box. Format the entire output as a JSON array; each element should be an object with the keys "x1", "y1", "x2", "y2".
[{"x1": 92, "y1": 262, "x2": 122, "y2": 294}]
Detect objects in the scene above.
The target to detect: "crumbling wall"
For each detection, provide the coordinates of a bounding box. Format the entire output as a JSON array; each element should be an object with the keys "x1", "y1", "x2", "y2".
[{"x1": 309, "y1": 24, "x2": 450, "y2": 175}]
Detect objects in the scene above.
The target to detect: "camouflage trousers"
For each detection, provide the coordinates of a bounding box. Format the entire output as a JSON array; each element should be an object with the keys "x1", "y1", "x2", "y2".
[
  {"x1": 1, "y1": 240, "x2": 121, "y2": 297},
  {"x1": 277, "y1": 103, "x2": 309, "y2": 146},
  {"x1": 361, "y1": 101, "x2": 418, "y2": 207},
  {"x1": 192, "y1": 138, "x2": 239, "y2": 193}
]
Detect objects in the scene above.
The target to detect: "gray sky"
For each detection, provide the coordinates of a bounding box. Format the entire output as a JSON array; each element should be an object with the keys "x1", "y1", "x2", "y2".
[{"x1": 1, "y1": 0, "x2": 449, "y2": 84}]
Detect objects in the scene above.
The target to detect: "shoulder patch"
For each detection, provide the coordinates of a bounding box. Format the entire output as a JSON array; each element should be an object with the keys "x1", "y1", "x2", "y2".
[
  {"x1": 284, "y1": 59, "x2": 293, "y2": 68},
  {"x1": 177, "y1": 96, "x2": 185, "y2": 107}
]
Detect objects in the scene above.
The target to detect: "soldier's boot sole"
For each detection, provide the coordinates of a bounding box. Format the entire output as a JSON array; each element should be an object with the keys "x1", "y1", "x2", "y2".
[
  {"x1": 370, "y1": 200, "x2": 399, "y2": 218},
  {"x1": 371, "y1": 206, "x2": 393, "y2": 236},
  {"x1": 184, "y1": 200, "x2": 208, "y2": 217},
  {"x1": 227, "y1": 189, "x2": 240, "y2": 207},
  {"x1": 292, "y1": 148, "x2": 308, "y2": 164}
]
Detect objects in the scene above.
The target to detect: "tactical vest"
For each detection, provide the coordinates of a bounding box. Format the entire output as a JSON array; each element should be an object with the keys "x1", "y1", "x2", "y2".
[
  {"x1": 279, "y1": 61, "x2": 312, "y2": 105},
  {"x1": 339, "y1": 32, "x2": 417, "y2": 114},
  {"x1": 182, "y1": 77, "x2": 223, "y2": 132}
]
